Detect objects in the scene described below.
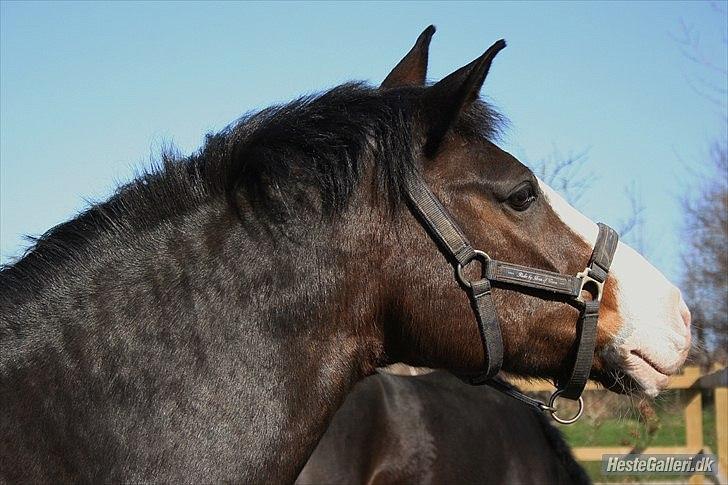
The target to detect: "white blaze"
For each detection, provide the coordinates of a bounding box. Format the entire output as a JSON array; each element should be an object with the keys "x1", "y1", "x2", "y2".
[{"x1": 537, "y1": 178, "x2": 691, "y2": 396}]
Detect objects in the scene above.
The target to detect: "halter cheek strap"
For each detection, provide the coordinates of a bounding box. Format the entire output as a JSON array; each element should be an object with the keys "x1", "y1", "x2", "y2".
[
  {"x1": 558, "y1": 223, "x2": 619, "y2": 400},
  {"x1": 406, "y1": 178, "x2": 504, "y2": 381},
  {"x1": 405, "y1": 173, "x2": 619, "y2": 423}
]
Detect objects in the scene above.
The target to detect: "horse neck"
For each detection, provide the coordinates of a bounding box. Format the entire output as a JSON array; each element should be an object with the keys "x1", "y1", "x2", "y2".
[{"x1": 0, "y1": 197, "x2": 386, "y2": 482}]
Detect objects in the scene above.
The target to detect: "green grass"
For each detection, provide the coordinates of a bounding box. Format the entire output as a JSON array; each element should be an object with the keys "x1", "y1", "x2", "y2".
[{"x1": 555, "y1": 395, "x2": 718, "y2": 483}]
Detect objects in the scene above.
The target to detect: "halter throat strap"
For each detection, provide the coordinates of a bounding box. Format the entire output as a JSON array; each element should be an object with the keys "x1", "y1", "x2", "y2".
[{"x1": 405, "y1": 173, "x2": 619, "y2": 422}]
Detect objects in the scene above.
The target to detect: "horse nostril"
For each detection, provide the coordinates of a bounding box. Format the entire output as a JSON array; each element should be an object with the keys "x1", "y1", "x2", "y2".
[{"x1": 679, "y1": 298, "x2": 691, "y2": 328}]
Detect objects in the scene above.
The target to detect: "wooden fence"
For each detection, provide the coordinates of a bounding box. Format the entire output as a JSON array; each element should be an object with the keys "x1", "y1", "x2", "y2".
[{"x1": 513, "y1": 365, "x2": 728, "y2": 484}]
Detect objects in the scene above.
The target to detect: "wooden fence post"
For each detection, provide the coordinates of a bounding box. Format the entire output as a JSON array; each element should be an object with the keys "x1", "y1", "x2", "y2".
[
  {"x1": 514, "y1": 365, "x2": 728, "y2": 483},
  {"x1": 715, "y1": 371, "x2": 727, "y2": 479},
  {"x1": 683, "y1": 367, "x2": 704, "y2": 485}
]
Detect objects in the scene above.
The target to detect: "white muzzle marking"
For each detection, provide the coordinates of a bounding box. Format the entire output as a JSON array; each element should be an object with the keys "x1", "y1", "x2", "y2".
[{"x1": 538, "y1": 178, "x2": 691, "y2": 396}]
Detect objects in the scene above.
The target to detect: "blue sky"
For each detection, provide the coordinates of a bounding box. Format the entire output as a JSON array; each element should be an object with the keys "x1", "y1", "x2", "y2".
[{"x1": 1, "y1": 1, "x2": 726, "y2": 282}]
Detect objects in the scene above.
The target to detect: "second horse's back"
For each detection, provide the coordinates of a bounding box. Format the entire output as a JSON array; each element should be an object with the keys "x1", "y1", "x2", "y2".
[{"x1": 297, "y1": 370, "x2": 590, "y2": 485}]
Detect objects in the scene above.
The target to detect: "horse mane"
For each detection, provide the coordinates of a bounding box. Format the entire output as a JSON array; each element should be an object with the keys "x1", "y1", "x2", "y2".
[{"x1": 0, "y1": 82, "x2": 504, "y2": 297}]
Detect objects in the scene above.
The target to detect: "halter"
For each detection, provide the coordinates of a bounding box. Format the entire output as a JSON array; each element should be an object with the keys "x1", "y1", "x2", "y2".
[{"x1": 405, "y1": 172, "x2": 619, "y2": 424}]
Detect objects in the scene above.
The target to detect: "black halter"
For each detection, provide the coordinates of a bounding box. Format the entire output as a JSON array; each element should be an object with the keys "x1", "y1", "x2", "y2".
[{"x1": 405, "y1": 172, "x2": 619, "y2": 424}]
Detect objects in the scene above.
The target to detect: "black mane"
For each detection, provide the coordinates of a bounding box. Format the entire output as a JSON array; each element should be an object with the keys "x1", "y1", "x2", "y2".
[{"x1": 1, "y1": 82, "x2": 504, "y2": 294}]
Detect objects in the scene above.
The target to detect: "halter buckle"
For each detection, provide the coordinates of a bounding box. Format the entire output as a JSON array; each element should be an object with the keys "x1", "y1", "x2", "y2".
[{"x1": 576, "y1": 268, "x2": 604, "y2": 304}]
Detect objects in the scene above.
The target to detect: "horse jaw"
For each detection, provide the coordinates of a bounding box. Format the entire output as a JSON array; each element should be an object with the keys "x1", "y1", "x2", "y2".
[{"x1": 538, "y1": 179, "x2": 691, "y2": 397}]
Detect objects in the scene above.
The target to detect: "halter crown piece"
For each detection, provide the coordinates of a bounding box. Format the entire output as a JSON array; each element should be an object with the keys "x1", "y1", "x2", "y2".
[{"x1": 405, "y1": 172, "x2": 619, "y2": 424}]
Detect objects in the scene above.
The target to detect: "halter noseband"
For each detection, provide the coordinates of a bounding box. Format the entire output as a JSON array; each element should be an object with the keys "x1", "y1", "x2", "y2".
[{"x1": 405, "y1": 172, "x2": 619, "y2": 424}]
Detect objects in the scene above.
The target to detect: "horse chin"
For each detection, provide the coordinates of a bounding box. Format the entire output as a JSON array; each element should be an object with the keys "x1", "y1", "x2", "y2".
[
  {"x1": 593, "y1": 368, "x2": 657, "y2": 398},
  {"x1": 597, "y1": 346, "x2": 683, "y2": 398}
]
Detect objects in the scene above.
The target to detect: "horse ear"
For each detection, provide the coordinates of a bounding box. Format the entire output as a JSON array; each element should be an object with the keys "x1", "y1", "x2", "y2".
[
  {"x1": 381, "y1": 25, "x2": 436, "y2": 88},
  {"x1": 422, "y1": 39, "x2": 506, "y2": 156}
]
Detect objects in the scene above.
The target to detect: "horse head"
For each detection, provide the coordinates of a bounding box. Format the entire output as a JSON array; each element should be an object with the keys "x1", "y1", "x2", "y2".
[{"x1": 376, "y1": 26, "x2": 691, "y2": 398}]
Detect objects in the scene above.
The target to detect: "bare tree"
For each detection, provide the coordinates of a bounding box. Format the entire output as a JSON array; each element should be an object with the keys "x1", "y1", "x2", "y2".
[
  {"x1": 532, "y1": 150, "x2": 646, "y2": 247},
  {"x1": 532, "y1": 149, "x2": 591, "y2": 205},
  {"x1": 675, "y1": 3, "x2": 728, "y2": 365},
  {"x1": 681, "y1": 142, "x2": 728, "y2": 365},
  {"x1": 672, "y1": 2, "x2": 728, "y2": 115},
  {"x1": 618, "y1": 183, "x2": 647, "y2": 254}
]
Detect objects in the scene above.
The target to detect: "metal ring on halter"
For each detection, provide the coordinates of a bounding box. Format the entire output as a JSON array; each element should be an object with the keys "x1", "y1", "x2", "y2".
[
  {"x1": 455, "y1": 250, "x2": 491, "y2": 288},
  {"x1": 548, "y1": 389, "x2": 584, "y2": 425}
]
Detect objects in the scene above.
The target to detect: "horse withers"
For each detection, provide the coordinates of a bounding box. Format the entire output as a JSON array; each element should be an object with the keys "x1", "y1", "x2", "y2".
[{"x1": 0, "y1": 26, "x2": 690, "y2": 482}]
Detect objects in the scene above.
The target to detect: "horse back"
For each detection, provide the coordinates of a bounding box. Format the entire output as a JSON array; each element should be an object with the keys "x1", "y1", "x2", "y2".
[{"x1": 297, "y1": 370, "x2": 590, "y2": 485}]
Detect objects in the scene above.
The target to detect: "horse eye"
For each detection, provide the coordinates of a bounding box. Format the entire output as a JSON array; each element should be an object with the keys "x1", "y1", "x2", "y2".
[{"x1": 506, "y1": 183, "x2": 537, "y2": 211}]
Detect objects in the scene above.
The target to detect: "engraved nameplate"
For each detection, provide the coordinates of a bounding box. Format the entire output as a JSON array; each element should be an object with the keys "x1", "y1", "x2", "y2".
[{"x1": 488, "y1": 262, "x2": 578, "y2": 295}]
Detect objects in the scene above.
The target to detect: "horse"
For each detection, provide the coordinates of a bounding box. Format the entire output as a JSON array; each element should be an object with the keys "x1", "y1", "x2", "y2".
[
  {"x1": 0, "y1": 26, "x2": 691, "y2": 483},
  {"x1": 296, "y1": 369, "x2": 591, "y2": 485}
]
